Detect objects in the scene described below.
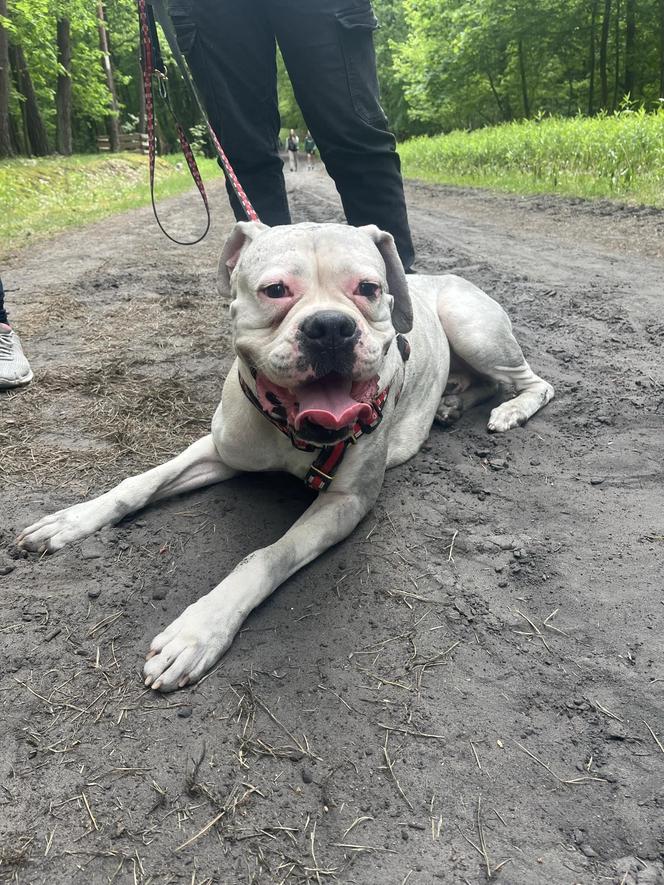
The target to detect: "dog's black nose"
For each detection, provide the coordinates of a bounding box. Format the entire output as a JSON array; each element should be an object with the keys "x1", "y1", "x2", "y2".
[{"x1": 300, "y1": 311, "x2": 357, "y2": 344}]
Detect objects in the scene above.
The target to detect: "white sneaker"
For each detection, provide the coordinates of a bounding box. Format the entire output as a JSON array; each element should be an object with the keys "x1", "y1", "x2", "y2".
[{"x1": 0, "y1": 324, "x2": 33, "y2": 388}]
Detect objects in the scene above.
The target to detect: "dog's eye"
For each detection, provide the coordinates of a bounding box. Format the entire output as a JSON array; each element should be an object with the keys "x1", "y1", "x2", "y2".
[
  {"x1": 262, "y1": 283, "x2": 288, "y2": 299},
  {"x1": 357, "y1": 281, "x2": 380, "y2": 298}
]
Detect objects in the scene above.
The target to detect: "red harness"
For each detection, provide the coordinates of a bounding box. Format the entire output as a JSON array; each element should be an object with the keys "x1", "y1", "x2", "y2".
[{"x1": 238, "y1": 370, "x2": 395, "y2": 492}]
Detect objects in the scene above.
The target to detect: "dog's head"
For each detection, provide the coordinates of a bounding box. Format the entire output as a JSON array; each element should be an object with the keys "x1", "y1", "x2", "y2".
[{"x1": 219, "y1": 222, "x2": 412, "y2": 444}]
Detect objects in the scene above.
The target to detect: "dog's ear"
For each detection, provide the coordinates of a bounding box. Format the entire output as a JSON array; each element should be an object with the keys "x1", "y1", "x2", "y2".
[
  {"x1": 217, "y1": 221, "x2": 269, "y2": 297},
  {"x1": 359, "y1": 225, "x2": 413, "y2": 333}
]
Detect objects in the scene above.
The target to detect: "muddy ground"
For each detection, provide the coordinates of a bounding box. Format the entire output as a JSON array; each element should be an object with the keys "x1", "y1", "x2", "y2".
[{"x1": 1, "y1": 168, "x2": 663, "y2": 885}]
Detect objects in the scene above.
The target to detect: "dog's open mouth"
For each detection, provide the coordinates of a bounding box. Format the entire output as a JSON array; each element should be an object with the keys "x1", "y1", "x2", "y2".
[{"x1": 256, "y1": 373, "x2": 379, "y2": 432}]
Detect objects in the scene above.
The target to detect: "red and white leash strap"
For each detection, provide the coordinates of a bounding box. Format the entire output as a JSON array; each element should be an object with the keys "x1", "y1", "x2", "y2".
[{"x1": 136, "y1": 0, "x2": 258, "y2": 246}]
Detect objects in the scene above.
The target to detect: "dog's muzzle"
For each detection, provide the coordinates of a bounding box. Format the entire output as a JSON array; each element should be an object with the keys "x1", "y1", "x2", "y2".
[{"x1": 297, "y1": 310, "x2": 359, "y2": 379}]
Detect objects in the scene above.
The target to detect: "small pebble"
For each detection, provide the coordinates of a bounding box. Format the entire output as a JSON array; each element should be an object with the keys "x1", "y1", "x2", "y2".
[
  {"x1": 152, "y1": 588, "x2": 167, "y2": 600},
  {"x1": 580, "y1": 843, "x2": 597, "y2": 858},
  {"x1": 80, "y1": 539, "x2": 105, "y2": 560},
  {"x1": 301, "y1": 768, "x2": 313, "y2": 784},
  {"x1": 177, "y1": 705, "x2": 193, "y2": 719},
  {"x1": 0, "y1": 564, "x2": 16, "y2": 576},
  {"x1": 88, "y1": 587, "x2": 101, "y2": 599},
  {"x1": 605, "y1": 722, "x2": 627, "y2": 741},
  {"x1": 590, "y1": 477, "x2": 605, "y2": 485}
]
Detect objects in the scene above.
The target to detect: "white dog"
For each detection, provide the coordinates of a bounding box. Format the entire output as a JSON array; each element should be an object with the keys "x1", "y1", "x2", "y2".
[{"x1": 17, "y1": 222, "x2": 553, "y2": 692}]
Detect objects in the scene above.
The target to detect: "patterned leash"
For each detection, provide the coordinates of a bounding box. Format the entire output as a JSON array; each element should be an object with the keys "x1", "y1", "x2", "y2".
[{"x1": 137, "y1": 0, "x2": 258, "y2": 245}]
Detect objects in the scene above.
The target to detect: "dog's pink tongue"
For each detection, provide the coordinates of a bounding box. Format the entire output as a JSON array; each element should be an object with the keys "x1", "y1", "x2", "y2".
[{"x1": 294, "y1": 379, "x2": 373, "y2": 430}]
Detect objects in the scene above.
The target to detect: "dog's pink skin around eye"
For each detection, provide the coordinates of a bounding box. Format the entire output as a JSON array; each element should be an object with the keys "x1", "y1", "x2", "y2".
[{"x1": 257, "y1": 272, "x2": 304, "y2": 300}]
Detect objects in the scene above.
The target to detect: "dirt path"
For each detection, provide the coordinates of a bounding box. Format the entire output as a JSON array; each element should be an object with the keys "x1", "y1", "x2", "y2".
[{"x1": 1, "y1": 169, "x2": 663, "y2": 885}]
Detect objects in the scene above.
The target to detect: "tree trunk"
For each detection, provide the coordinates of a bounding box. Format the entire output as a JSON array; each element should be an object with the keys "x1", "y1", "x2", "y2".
[
  {"x1": 8, "y1": 44, "x2": 28, "y2": 151},
  {"x1": 624, "y1": 0, "x2": 637, "y2": 98},
  {"x1": 599, "y1": 0, "x2": 612, "y2": 108},
  {"x1": 0, "y1": 0, "x2": 13, "y2": 157},
  {"x1": 97, "y1": 0, "x2": 121, "y2": 151},
  {"x1": 485, "y1": 68, "x2": 508, "y2": 121},
  {"x1": 588, "y1": 0, "x2": 599, "y2": 115},
  {"x1": 8, "y1": 107, "x2": 21, "y2": 153},
  {"x1": 517, "y1": 39, "x2": 530, "y2": 118},
  {"x1": 56, "y1": 18, "x2": 72, "y2": 155},
  {"x1": 11, "y1": 43, "x2": 50, "y2": 155},
  {"x1": 613, "y1": 0, "x2": 621, "y2": 108}
]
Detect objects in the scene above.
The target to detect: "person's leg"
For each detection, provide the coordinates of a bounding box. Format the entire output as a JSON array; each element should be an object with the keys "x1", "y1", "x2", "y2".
[
  {"x1": 0, "y1": 279, "x2": 7, "y2": 326},
  {"x1": 268, "y1": 0, "x2": 415, "y2": 269},
  {"x1": 168, "y1": 0, "x2": 290, "y2": 225},
  {"x1": 0, "y1": 278, "x2": 33, "y2": 388}
]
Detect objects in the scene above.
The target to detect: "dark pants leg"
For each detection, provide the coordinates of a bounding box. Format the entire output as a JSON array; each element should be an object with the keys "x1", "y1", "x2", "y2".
[
  {"x1": 169, "y1": 0, "x2": 414, "y2": 268},
  {"x1": 0, "y1": 279, "x2": 8, "y2": 325},
  {"x1": 168, "y1": 0, "x2": 291, "y2": 226},
  {"x1": 268, "y1": 0, "x2": 415, "y2": 268}
]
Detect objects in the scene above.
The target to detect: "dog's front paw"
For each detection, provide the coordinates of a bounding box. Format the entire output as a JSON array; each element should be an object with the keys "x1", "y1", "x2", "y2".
[
  {"x1": 487, "y1": 401, "x2": 528, "y2": 432},
  {"x1": 143, "y1": 600, "x2": 237, "y2": 692},
  {"x1": 16, "y1": 501, "x2": 106, "y2": 553}
]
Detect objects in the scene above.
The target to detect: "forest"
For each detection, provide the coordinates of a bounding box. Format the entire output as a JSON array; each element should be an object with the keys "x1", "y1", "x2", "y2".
[{"x1": 1, "y1": 0, "x2": 664, "y2": 159}]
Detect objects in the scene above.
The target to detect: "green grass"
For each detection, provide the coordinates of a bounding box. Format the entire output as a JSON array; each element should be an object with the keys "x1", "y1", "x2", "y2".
[
  {"x1": 0, "y1": 152, "x2": 221, "y2": 258},
  {"x1": 399, "y1": 109, "x2": 664, "y2": 207}
]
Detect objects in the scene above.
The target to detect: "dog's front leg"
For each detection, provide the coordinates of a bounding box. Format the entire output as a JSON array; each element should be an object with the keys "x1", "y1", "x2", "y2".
[
  {"x1": 17, "y1": 435, "x2": 236, "y2": 553},
  {"x1": 144, "y1": 480, "x2": 380, "y2": 692}
]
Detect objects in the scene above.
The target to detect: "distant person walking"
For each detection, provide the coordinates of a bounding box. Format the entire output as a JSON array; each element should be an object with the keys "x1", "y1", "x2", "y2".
[
  {"x1": 304, "y1": 130, "x2": 316, "y2": 170},
  {"x1": 0, "y1": 279, "x2": 33, "y2": 389},
  {"x1": 286, "y1": 129, "x2": 299, "y2": 172}
]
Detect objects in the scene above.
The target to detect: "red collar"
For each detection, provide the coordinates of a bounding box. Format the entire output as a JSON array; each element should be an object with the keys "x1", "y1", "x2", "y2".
[{"x1": 238, "y1": 370, "x2": 392, "y2": 492}]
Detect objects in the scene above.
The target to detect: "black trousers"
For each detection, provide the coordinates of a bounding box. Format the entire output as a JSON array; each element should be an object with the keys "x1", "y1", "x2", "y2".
[
  {"x1": 0, "y1": 279, "x2": 7, "y2": 325},
  {"x1": 168, "y1": 0, "x2": 415, "y2": 269}
]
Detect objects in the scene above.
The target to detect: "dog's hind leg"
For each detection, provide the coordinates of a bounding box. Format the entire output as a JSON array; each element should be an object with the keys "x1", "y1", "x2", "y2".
[
  {"x1": 436, "y1": 275, "x2": 554, "y2": 433},
  {"x1": 17, "y1": 435, "x2": 236, "y2": 554},
  {"x1": 435, "y1": 380, "x2": 499, "y2": 427},
  {"x1": 485, "y1": 363, "x2": 554, "y2": 432}
]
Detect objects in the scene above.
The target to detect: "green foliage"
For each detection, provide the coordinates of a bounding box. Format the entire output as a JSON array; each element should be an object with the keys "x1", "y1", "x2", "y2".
[
  {"x1": 0, "y1": 152, "x2": 220, "y2": 255},
  {"x1": 4, "y1": 0, "x2": 664, "y2": 211},
  {"x1": 390, "y1": 0, "x2": 664, "y2": 134},
  {"x1": 4, "y1": 0, "x2": 140, "y2": 150},
  {"x1": 277, "y1": 49, "x2": 305, "y2": 131},
  {"x1": 398, "y1": 108, "x2": 664, "y2": 204}
]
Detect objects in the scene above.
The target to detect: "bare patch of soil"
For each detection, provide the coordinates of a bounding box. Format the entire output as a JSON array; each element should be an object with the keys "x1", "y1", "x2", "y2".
[{"x1": 1, "y1": 170, "x2": 663, "y2": 884}]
